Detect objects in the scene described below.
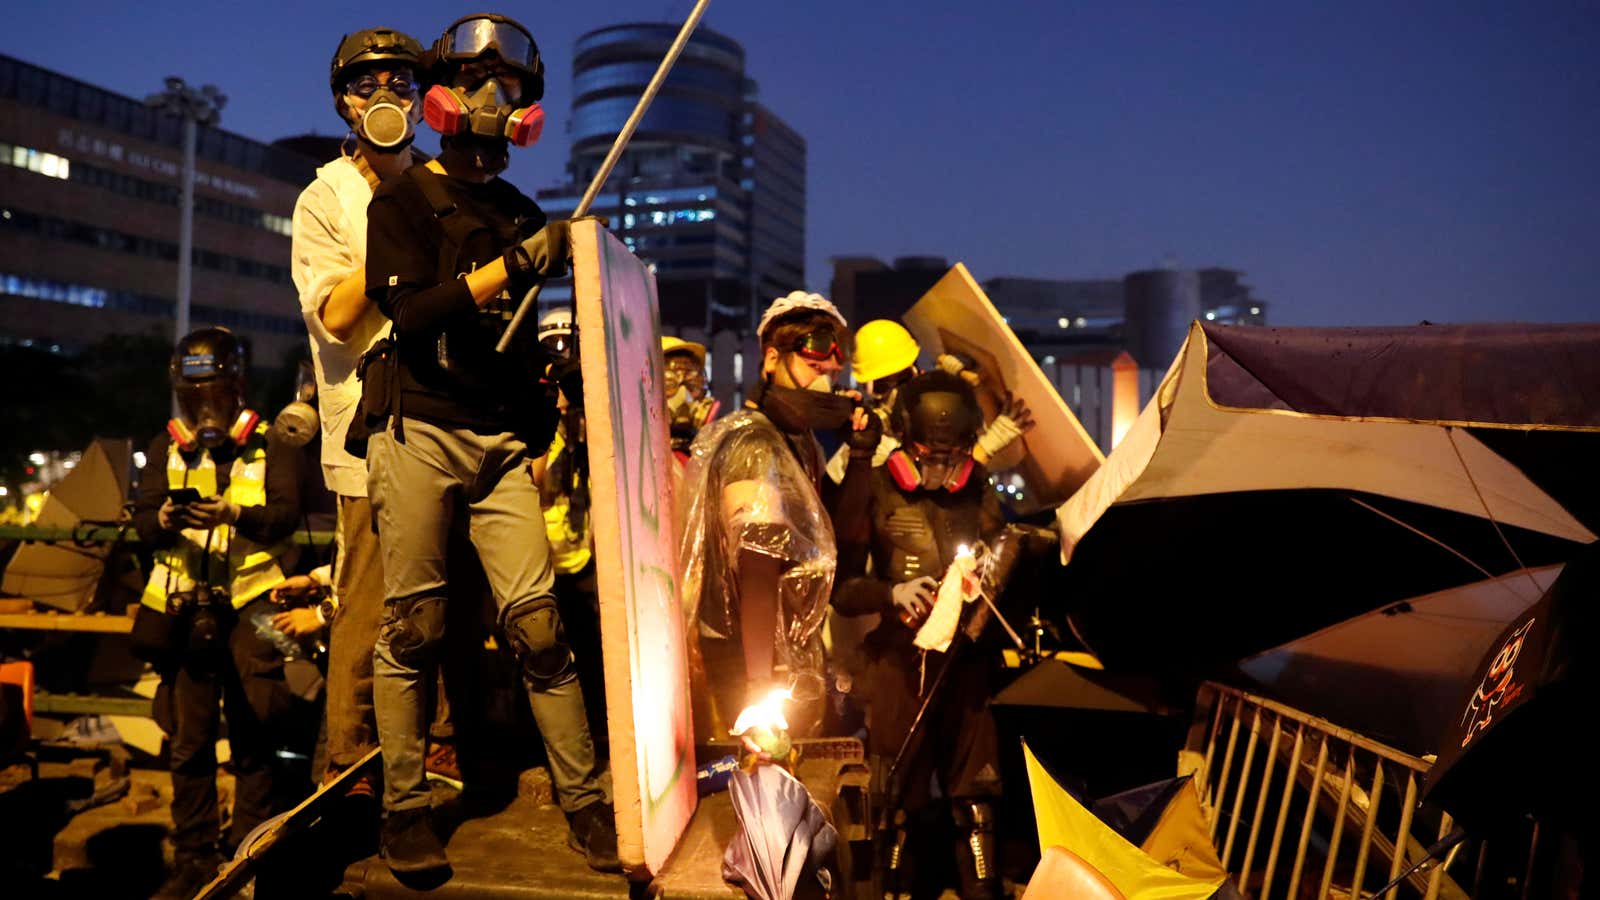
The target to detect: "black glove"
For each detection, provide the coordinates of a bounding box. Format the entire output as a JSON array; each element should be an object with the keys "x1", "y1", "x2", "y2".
[
  {"x1": 550, "y1": 356, "x2": 584, "y2": 405},
  {"x1": 505, "y1": 219, "x2": 573, "y2": 280},
  {"x1": 843, "y1": 405, "x2": 883, "y2": 457}
]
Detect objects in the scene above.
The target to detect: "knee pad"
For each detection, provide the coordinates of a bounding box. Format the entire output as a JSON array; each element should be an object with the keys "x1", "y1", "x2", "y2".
[
  {"x1": 381, "y1": 595, "x2": 448, "y2": 668},
  {"x1": 504, "y1": 600, "x2": 576, "y2": 690}
]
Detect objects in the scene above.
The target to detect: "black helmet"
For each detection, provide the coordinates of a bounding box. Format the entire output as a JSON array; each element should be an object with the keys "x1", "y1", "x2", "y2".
[
  {"x1": 171, "y1": 327, "x2": 248, "y2": 449},
  {"x1": 330, "y1": 28, "x2": 426, "y2": 95},
  {"x1": 893, "y1": 371, "x2": 982, "y2": 452},
  {"x1": 429, "y1": 13, "x2": 544, "y2": 102}
]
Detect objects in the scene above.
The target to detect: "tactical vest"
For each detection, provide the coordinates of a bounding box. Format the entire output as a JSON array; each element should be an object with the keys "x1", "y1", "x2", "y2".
[
  {"x1": 139, "y1": 424, "x2": 292, "y2": 612},
  {"x1": 870, "y1": 470, "x2": 989, "y2": 584}
]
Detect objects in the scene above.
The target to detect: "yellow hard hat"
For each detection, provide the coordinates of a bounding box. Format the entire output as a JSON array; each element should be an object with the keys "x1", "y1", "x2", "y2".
[
  {"x1": 661, "y1": 335, "x2": 707, "y2": 366},
  {"x1": 852, "y1": 319, "x2": 921, "y2": 383}
]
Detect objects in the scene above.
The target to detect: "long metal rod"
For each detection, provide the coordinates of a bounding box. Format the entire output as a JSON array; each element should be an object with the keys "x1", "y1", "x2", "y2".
[
  {"x1": 1260, "y1": 722, "x2": 1306, "y2": 900},
  {"x1": 1383, "y1": 772, "x2": 1420, "y2": 900},
  {"x1": 497, "y1": 0, "x2": 713, "y2": 352},
  {"x1": 1211, "y1": 697, "x2": 1245, "y2": 840},
  {"x1": 1350, "y1": 761, "x2": 1386, "y2": 895},
  {"x1": 1287, "y1": 738, "x2": 1331, "y2": 899},
  {"x1": 1239, "y1": 713, "x2": 1283, "y2": 886},
  {"x1": 1222, "y1": 707, "x2": 1263, "y2": 867},
  {"x1": 1318, "y1": 753, "x2": 1356, "y2": 899}
]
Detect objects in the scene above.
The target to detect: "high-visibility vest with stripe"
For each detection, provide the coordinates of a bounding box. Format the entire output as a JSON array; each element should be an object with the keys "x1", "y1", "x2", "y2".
[
  {"x1": 139, "y1": 425, "x2": 293, "y2": 612},
  {"x1": 542, "y1": 427, "x2": 592, "y2": 576}
]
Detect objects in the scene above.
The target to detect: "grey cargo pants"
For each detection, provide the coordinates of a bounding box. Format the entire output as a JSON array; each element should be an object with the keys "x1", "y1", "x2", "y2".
[{"x1": 368, "y1": 419, "x2": 608, "y2": 814}]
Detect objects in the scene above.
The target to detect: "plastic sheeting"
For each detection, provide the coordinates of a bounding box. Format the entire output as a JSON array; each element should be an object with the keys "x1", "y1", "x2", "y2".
[{"x1": 677, "y1": 411, "x2": 836, "y2": 709}]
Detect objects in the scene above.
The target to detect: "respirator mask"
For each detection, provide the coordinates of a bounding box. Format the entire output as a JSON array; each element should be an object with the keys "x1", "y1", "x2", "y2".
[{"x1": 347, "y1": 73, "x2": 419, "y2": 152}]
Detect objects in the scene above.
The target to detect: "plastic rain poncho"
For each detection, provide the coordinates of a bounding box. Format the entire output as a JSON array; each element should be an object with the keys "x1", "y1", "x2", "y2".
[{"x1": 677, "y1": 409, "x2": 836, "y2": 713}]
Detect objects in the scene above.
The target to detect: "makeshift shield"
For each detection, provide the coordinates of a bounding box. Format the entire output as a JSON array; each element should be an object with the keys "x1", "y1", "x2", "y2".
[
  {"x1": 1422, "y1": 542, "x2": 1599, "y2": 833},
  {"x1": 903, "y1": 263, "x2": 1103, "y2": 514},
  {"x1": 1239, "y1": 565, "x2": 1562, "y2": 754},
  {"x1": 573, "y1": 220, "x2": 696, "y2": 876}
]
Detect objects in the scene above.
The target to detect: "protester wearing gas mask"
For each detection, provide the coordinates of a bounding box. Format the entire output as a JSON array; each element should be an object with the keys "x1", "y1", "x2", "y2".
[
  {"x1": 677, "y1": 291, "x2": 878, "y2": 743},
  {"x1": 661, "y1": 335, "x2": 719, "y2": 465},
  {"x1": 129, "y1": 328, "x2": 305, "y2": 900},
  {"x1": 289, "y1": 26, "x2": 428, "y2": 803},
  {"x1": 830, "y1": 370, "x2": 1009, "y2": 900},
  {"x1": 360, "y1": 13, "x2": 616, "y2": 877}
]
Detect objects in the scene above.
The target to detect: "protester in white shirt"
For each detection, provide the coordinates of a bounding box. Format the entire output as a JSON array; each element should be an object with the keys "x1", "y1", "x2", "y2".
[{"x1": 289, "y1": 27, "x2": 426, "y2": 791}]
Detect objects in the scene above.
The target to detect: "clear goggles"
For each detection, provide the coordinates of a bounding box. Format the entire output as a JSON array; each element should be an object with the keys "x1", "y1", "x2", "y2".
[{"x1": 440, "y1": 17, "x2": 536, "y2": 70}]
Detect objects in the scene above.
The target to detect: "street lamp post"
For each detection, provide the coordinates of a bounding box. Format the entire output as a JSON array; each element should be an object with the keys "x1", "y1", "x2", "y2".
[{"x1": 145, "y1": 77, "x2": 226, "y2": 347}]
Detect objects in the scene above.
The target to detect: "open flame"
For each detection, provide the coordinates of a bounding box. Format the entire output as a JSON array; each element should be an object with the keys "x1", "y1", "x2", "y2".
[{"x1": 730, "y1": 687, "x2": 792, "y2": 736}]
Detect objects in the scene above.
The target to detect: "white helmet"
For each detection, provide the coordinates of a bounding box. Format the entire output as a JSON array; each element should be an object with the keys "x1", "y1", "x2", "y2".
[
  {"x1": 756, "y1": 291, "x2": 847, "y2": 342},
  {"x1": 538, "y1": 307, "x2": 574, "y2": 357}
]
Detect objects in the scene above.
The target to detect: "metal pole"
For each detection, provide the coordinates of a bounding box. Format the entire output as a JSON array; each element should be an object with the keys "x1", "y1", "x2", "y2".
[
  {"x1": 176, "y1": 114, "x2": 196, "y2": 344},
  {"x1": 497, "y1": 0, "x2": 714, "y2": 352}
]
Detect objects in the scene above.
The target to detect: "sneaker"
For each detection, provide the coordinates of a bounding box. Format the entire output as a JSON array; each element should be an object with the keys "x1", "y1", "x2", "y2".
[
  {"x1": 566, "y1": 802, "x2": 622, "y2": 873},
  {"x1": 425, "y1": 740, "x2": 463, "y2": 789},
  {"x1": 380, "y1": 806, "x2": 449, "y2": 875},
  {"x1": 153, "y1": 851, "x2": 224, "y2": 900}
]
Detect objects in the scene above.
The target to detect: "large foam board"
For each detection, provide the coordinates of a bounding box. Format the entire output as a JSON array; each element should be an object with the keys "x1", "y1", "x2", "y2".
[
  {"x1": 572, "y1": 221, "x2": 696, "y2": 877},
  {"x1": 903, "y1": 263, "x2": 1104, "y2": 513}
]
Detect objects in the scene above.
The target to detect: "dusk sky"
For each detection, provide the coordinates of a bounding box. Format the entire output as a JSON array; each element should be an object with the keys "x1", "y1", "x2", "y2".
[{"x1": 8, "y1": 2, "x2": 1597, "y2": 327}]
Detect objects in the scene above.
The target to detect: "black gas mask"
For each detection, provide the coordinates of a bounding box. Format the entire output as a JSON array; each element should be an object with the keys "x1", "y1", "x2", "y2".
[
  {"x1": 169, "y1": 327, "x2": 255, "y2": 451},
  {"x1": 888, "y1": 372, "x2": 983, "y2": 492},
  {"x1": 424, "y1": 14, "x2": 545, "y2": 175}
]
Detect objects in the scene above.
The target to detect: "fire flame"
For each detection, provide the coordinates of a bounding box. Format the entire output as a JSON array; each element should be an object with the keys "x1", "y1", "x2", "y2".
[{"x1": 730, "y1": 687, "x2": 792, "y2": 736}]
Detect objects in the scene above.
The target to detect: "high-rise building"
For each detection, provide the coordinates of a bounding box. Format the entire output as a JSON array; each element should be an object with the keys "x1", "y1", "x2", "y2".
[
  {"x1": 536, "y1": 23, "x2": 806, "y2": 347},
  {"x1": 0, "y1": 53, "x2": 317, "y2": 366},
  {"x1": 831, "y1": 256, "x2": 1269, "y2": 451}
]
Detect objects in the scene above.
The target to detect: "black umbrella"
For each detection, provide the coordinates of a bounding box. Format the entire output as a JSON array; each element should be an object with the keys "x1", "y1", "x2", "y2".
[
  {"x1": 1422, "y1": 541, "x2": 1599, "y2": 833},
  {"x1": 722, "y1": 763, "x2": 838, "y2": 900},
  {"x1": 1054, "y1": 322, "x2": 1600, "y2": 674},
  {"x1": 993, "y1": 658, "x2": 1174, "y2": 716}
]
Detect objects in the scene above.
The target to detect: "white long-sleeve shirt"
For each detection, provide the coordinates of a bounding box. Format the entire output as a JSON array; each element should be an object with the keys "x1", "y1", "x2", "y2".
[{"x1": 290, "y1": 155, "x2": 392, "y2": 498}]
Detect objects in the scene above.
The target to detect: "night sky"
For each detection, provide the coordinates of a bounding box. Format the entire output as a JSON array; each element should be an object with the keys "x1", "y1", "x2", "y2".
[{"x1": 8, "y1": 1, "x2": 1597, "y2": 326}]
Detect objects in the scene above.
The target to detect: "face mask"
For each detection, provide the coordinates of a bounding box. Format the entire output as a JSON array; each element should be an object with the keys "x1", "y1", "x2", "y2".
[
  {"x1": 356, "y1": 86, "x2": 416, "y2": 152},
  {"x1": 270, "y1": 400, "x2": 319, "y2": 448},
  {"x1": 173, "y1": 380, "x2": 249, "y2": 449},
  {"x1": 424, "y1": 78, "x2": 545, "y2": 147},
  {"x1": 667, "y1": 385, "x2": 691, "y2": 414},
  {"x1": 887, "y1": 447, "x2": 976, "y2": 493},
  {"x1": 758, "y1": 382, "x2": 856, "y2": 433}
]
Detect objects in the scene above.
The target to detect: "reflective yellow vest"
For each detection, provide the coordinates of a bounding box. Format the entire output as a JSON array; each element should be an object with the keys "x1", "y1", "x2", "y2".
[
  {"x1": 139, "y1": 424, "x2": 293, "y2": 612},
  {"x1": 542, "y1": 428, "x2": 592, "y2": 576}
]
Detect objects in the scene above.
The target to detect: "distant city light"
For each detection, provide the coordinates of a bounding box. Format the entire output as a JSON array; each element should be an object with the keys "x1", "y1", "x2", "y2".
[
  {"x1": 1057, "y1": 317, "x2": 1070, "y2": 328},
  {"x1": 133, "y1": 451, "x2": 147, "y2": 468},
  {"x1": 0, "y1": 487, "x2": 8, "y2": 497},
  {"x1": 1250, "y1": 307, "x2": 1260, "y2": 315},
  {"x1": 1205, "y1": 311, "x2": 1217, "y2": 320},
  {"x1": 1074, "y1": 317, "x2": 1087, "y2": 328},
  {"x1": 1042, "y1": 355, "x2": 1056, "y2": 365},
  {"x1": 28, "y1": 452, "x2": 46, "y2": 465}
]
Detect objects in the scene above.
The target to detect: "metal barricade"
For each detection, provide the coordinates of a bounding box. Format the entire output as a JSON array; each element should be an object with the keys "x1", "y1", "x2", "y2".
[{"x1": 1186, "y1": 682, "x2": 1468, "y2": 900}]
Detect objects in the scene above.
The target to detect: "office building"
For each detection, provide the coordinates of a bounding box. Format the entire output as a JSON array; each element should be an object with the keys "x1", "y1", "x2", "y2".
[
  {"x1": 536, "y1": 23, "x2": 807, "y2": 373},
  {"x1": 0, "y1": 53, "x2": 317, "y2": 366}
]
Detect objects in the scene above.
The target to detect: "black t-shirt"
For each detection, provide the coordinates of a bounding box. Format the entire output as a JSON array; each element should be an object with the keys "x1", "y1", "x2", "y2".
[{"x1": 365, "y1": 164, "x2": 555, "y2": 441}]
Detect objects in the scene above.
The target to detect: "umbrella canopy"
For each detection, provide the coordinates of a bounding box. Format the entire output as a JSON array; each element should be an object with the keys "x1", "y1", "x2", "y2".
[
  {"x1": 1423, "y1": 542, "x2": 1599, "y2": 833},
  {"x1": 994, "y1": 659, "x2": 1175, "y2": 716},
  {"x1": 1238, "y1": 564, "x2": 1562, "y2": 754},
  {"x1": 1053, "y1": 322, "x2": 1599, "y2": 672},
  {"x1": 721, "y1": 764, "x2": 838, "y2": 900},
  {"x1": 3, "y1": 439, "x2": 133, "y2": 611}
]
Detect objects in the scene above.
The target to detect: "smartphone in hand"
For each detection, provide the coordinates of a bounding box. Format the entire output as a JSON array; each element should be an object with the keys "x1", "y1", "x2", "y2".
[{"x1": 167, "y1": 487, "x2": 203, "y2": 506}]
